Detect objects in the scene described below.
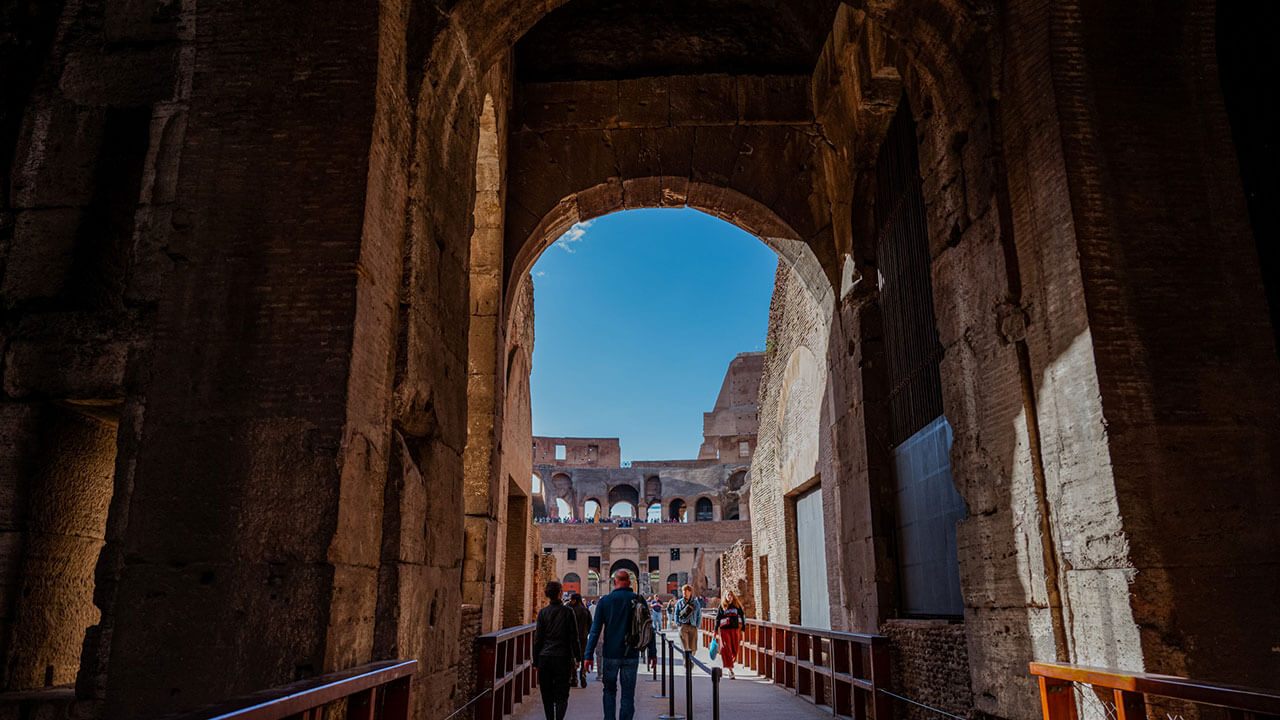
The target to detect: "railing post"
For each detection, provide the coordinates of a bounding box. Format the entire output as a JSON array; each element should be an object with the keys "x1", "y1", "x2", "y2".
[
  {"x1": 1037, "y1": 677, "x2": 1077, "y2": 720},
  {"x1": 382, "y1": 676, "x2": 412, "y2": 720},
  {"x1": 349, "y1": 688, "x2": 376, "y2": 720},
  {"x1": 870, "y1": 640, "x2": 892, "y2": 720},
  {"x1": 654, "y1": 633, "x2": 669, "y2": 699},
  {"x1": 712, "y1": 667, "x2": 722, "y2": 720},
  {"x1": 475, "y1": 637, "x2": 497, "y2": 720},
  {"x1": 685, "y1": 650, "x2": 695, "y2": 720},
  {"x1": 659, "y1": 636, "x2": 685, "y2": 719},
  {"x1": 1114, "y1": 689, "x2": 1144, "y2": 720}
]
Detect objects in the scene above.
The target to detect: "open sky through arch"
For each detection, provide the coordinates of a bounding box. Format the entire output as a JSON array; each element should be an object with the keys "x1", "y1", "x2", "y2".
[{"x1": 530, "y1": 208, "x2": 778, "y2": 462}]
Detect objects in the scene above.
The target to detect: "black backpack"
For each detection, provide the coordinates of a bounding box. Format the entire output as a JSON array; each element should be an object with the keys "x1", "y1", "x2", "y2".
[{"x1": 626, "y1": 595, "x2": 654, "y2": 652}]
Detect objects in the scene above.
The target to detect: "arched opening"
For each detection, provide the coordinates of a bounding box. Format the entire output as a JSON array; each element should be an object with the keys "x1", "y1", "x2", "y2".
[
  {"x1": 668, "y1": 499, "x2": 688, "y2": 523},
  {"x1": 608, "y1": 559, "x2": 641, "y2": 590},
  {"x1": 645, "y1": 502, "x2": 663, "y2": 523},
  {"x1": 531, "y1": 473, "x2": 541, "y2": 495},
  {"x1": 587, "y1": 570, "x2": 601, "y2": 597},
  {"x1": 583, "y1": 498, "x2": 601, "y2": 521},
  {"x1": 644, "y1": 476, "x2": 662, "y2": 503},
  {"x1": 562, "y1": 573, "x2": 581, "y2": 595},
  {"x1": 609, "y1": 501, "x2": 635, "y2": 519},
  {"x1": 694, "y1": 497, "x2": 714, "y2": 522},
  {"x1": 554, "y1": 498, "x2": 572, "y2": 520},
  {"x1": 666, "y1": 574, "x2": 679, "y2": 595},
  {"x1": 607, "y1": 483, "x2": 639, "y2": 508}
]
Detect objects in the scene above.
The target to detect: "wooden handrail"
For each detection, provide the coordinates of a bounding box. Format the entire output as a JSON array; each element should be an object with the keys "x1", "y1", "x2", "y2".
[
  {"x1": 170, "y1": 660, "x2": 416, "y2": 720},
  {"x1": 1030, "y1": 662, "x2": 1280, "y2": 720},
  {"x1": 699, "y1": 614, "x2": 892, "y2": 720},
  {"x1": 474, "y1": 622, "x2": 539, "y2": 720}
]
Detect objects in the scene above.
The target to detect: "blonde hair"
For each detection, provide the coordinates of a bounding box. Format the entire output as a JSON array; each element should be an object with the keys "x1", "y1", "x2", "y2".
[
  {"x1": 681, "y1": 584, "x2": 693, "y2": 593},
  {"x1": 720, "y1": 590, "x2": 744, "y2": 610}
]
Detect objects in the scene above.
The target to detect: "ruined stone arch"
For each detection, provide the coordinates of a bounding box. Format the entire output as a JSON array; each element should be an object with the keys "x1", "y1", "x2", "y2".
[
  {"x1": 582, "y1": 498, "x2": 603, "y2": 521},
  {"x1": 607, "y1": 483, "x2": 640, "y2": 508},
  {"x1": 643, "y1": 475, "x2": 663, "y2": 504},
  {"x1": 694, "y1": 496, "x2": 715, "y2": 522}
]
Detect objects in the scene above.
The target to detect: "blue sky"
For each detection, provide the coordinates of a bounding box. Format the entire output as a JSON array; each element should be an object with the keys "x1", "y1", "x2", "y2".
[{"x1": 530, "y1": 208, "x2": 778, "y2": 462}]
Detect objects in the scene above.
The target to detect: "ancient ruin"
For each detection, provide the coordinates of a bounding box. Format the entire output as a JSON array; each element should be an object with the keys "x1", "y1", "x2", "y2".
[
  {"x1": 0, "y1": 1, "x2": 1276, "y2": 719},
  {"x1": 533, "y1": 354, "x2": 760, "y2": 601}
]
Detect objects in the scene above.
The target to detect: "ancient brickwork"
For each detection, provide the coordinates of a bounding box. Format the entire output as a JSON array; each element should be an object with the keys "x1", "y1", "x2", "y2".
[
  {"x1": 750, "y1": 264, "x2": 834, "y2": 626},
  {"x1": 538, "y1": 520, "x2": 751, "y2": 596},
  {"x1": 880, "y1": 620, "x2": 973, "y2": 720},
  {"x1": 0, "y1": 3, "x2": 1276, "y2": 720},
  {"x1": 719, "y1": 540, "x2": 756, "y2": 617},
  {"x1": 453, "y1": 604, "x2": 485, "y2": 716},
  {"x1": 698, "y1": 353, "x2": 765, "y2": 461}
]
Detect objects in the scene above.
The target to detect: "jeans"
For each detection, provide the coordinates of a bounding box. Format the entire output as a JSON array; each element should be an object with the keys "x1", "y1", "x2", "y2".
[{"x1": 601, "y1": 657, "x2": 640, "y2": 720}]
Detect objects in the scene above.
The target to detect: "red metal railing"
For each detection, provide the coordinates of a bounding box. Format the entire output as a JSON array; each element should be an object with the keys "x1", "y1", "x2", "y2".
[
  {"x1": 473, "y1": 623, "x2": 538, "y2": 720},
  {"x1": 700, "y1": 613, "x2": 892, "y2": 720},
  {"x1": 172, "y1": 659, "x2": 416, "y2": 720},
  {"x1": 1031, "y1": 662, "x2": 1280, "y2": 720}
]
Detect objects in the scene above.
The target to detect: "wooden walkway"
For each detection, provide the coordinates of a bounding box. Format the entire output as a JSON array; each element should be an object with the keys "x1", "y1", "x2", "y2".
[{"x1": 510, "y1": 630, "x2": 831, "y2": 720}]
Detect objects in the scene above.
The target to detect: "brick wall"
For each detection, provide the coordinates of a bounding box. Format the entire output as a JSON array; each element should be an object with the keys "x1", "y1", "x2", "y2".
[
  {"x1": 720, "y1": 540, "x2": 755, "y2": 617},
  {"x1": 453, "y1": 604, "x2": 485, "y2": 718},
  {"x1": 880, "y1": 620, "x2": 973, "y2": 720}
]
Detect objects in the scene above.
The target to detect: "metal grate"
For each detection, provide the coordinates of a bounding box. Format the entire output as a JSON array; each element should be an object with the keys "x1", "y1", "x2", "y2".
[{"x1": 874, "y1": 97, "x2": 946, "y2": 448}]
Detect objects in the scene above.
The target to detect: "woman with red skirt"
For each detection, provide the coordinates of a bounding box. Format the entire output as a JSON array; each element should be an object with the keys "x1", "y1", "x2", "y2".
[{"x1": 713, "y1": 590, "x2": 746, "y2": 679}]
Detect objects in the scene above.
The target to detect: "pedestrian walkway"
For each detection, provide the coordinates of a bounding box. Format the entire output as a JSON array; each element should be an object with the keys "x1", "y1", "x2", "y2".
[{"x1": 509, "y1": 630, "x2": 831, "y2": 720}]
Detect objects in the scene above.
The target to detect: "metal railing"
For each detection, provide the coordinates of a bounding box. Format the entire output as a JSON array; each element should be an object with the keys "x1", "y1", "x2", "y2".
[
  {"x1": 1030, "y1": 662, "x2": 1280, "y2": 720},
  {"x1": 699, "y1": 613, "x2": 893, "y2": 720},
  {"x1": 653, "y1": 630, "x2": 721, "y2": 720},
  {"x1": 170, "y1": 660, "x2": 416, "y2": 720},
  {"x1": 473, "y1": 623, "x2": 538, "y2": 720}
]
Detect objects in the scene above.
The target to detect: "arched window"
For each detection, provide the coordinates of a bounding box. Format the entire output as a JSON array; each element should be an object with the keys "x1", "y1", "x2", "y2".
[
  {"x1": 587, "y1": 570, "x2": 600, "y2": 597},
  {"x1": 666, "y1": 573, "x2": 679, "y2": 594},
  {"x1": 563, "y1": 573, "x2": 581, "y2": 595},
  {"x1": 695, "y1": 497, "x2": 713, "y2": 522},
  {"x1": 555, "y1": 498, "x2": 572, "y2": 519},
  {"x1": 644, "y1": 476, "x2": 662, "y2": 502},
  {"x1": 608, "y1": 483, "x2": 639, "y2": 507},
  {"x1": 646, "y1": 502, "x2": 663, "y2": 523},
  {"x1": 584, "y1": 499, "x2": 601, "y2": 521},
  {"x1": 668, "y1": 499, "x2": 688, "y2": 523},
  {"x1": 609, "y1": 501, "x2": 635, "y2": 518}
]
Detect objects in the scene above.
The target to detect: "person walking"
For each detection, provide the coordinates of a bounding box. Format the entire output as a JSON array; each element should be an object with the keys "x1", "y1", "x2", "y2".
[
  {"x1": 568, "y1": 592, "x2": 592, "y2": 688},
  {"x1": 532, "y1": 581, "x2": 581, "y2": 720},
  {"x1": 712, "y1": 590, "x2": 746, "y2": 679},
  {"x1": 673, "y1": 584, "x2": 704, "y2": 653},
  {"x1": 585, "y1": 570, "x2": 652, "y2": 720}
]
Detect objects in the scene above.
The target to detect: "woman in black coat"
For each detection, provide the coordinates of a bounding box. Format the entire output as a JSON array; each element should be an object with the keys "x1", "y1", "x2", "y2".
[
  {"x1": 567, "y1": 592, "x2": 592, "y2": 687},
  {"x1": 532, "y1": 581, "x2": 581, "y2": 720}
]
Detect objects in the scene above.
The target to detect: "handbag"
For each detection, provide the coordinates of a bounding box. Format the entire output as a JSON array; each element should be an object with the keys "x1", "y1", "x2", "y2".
[{"x1": 709, "y1": 636, "x2": 720, "y2": 660}]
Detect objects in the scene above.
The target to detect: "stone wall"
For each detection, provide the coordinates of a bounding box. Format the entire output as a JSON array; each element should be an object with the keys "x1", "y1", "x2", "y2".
[
  {"x1": 750, "y1": 263, "x2": 834, "y2": 626},
  {"x1": 720, "y1": 540, "x2": 755, "y2": 617},
  {"x1": 881, "y1": 620, "x2": 973, "y2": 720},
  {"x1": 453, "y1": 603, "x2": 485, "y2": 718},
  {"x1": 538, "y1": 521, "x2": 751, "y2": 599}
]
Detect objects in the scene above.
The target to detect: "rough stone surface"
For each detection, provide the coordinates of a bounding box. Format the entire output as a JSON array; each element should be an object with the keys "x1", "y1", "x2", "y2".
[{"x1": 0, "y1": 2, "x2": 1275, "y2": 720}]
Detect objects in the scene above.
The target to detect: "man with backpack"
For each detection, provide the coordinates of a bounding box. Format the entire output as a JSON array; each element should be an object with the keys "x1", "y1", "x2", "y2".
[{"x1": 585, "y1": 571, "x2": 655, "y2": 720}]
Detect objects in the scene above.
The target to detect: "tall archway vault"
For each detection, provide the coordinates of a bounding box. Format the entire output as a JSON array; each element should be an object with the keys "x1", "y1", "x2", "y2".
[{"x1": 0, "y1": 1, "x2": 1274, "y2": 719}]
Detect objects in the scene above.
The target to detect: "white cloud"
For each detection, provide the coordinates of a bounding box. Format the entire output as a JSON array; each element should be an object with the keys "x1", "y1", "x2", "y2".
[{"x1": 554, "y1": 220, "x2": 595, "y2": 253}]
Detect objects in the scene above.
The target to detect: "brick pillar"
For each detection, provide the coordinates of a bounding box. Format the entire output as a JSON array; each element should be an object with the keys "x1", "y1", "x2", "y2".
[{"x1": 91, "y1": 5, "x2": 393, "y2": 716}]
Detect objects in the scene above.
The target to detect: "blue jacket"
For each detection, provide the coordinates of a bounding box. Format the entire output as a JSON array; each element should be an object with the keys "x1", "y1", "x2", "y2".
[
  {"x1": 674, "y1": 596, "x2": 704, "y2": 626},
  {"x1": 585, "y1": 587, "x2": 641, "y2": 660}
]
